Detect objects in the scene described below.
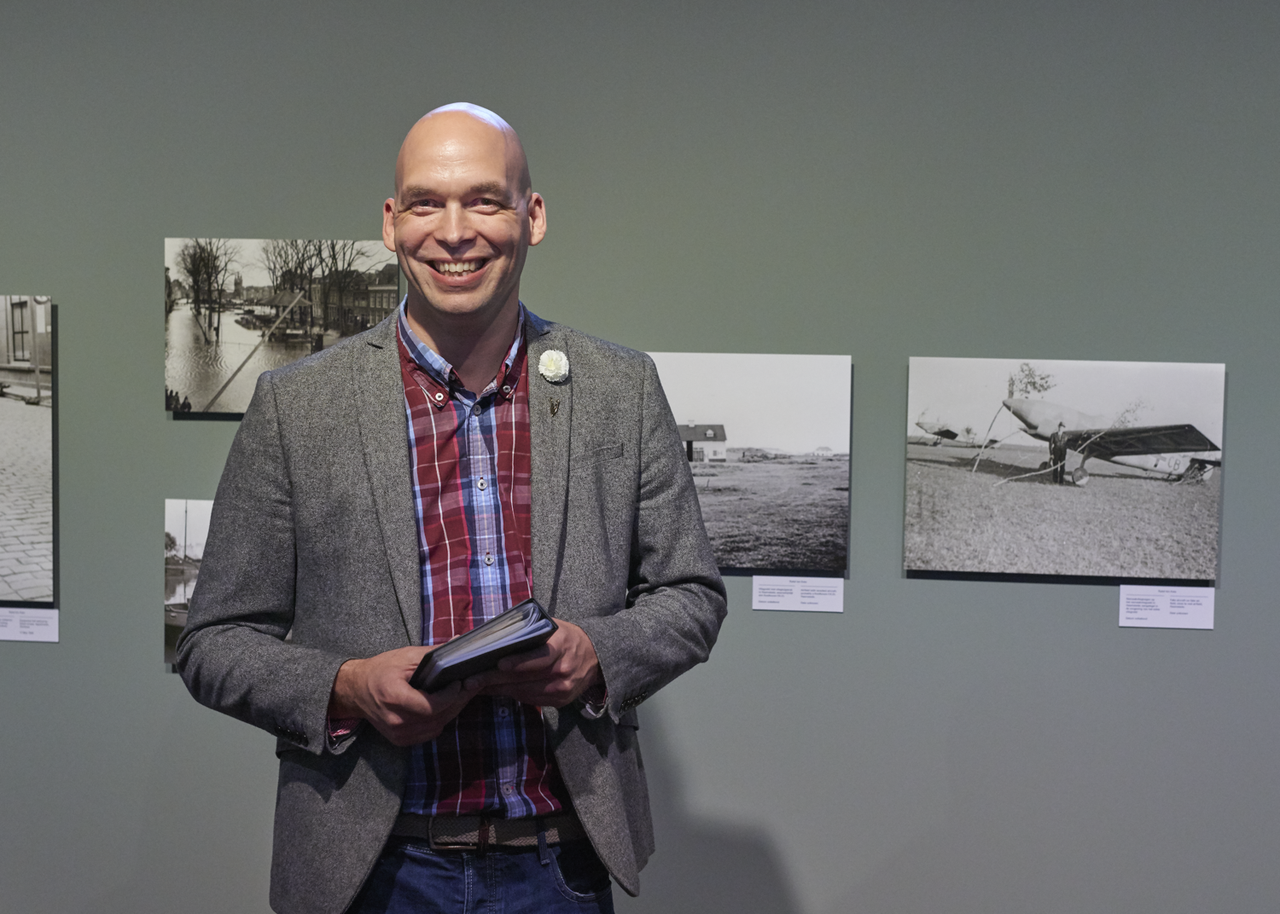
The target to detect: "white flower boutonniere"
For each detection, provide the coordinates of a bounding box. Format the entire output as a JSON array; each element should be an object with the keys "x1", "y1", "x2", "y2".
[{"x1": 538, "y1": 349, "x2": 570, "y2": 383}]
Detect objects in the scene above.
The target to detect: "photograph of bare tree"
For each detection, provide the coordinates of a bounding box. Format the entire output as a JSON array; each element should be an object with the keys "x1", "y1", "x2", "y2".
[
  {"x1": 164, "y1": 498, "x2": 212, "y2": 667},
  {"x1": 905, "y1": 357, "x2": 1225, "y2": 581},
  {"x1": 647, "y1": 352, "x2": 851, "y2": 576},
  {"x1": 0, "y1": 296, "x2": 55, "y2": 607},
  {"x1": 164, "y1": 238, "x2": 399, "y2": 416}
]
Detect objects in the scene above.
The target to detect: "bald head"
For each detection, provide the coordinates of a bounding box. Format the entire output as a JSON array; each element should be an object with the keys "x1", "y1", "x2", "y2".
[
  {"x1": 394, "y1": 103, "x2": 532, "y2": 199},
  {"x1": 381, "y1": 102, "x2": 547, "y2": 369}
]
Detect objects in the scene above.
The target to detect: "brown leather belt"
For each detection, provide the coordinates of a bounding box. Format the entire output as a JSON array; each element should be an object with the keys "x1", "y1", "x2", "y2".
[{"x1": 391, "y1": 812, "x2": 587, "y2": 852}]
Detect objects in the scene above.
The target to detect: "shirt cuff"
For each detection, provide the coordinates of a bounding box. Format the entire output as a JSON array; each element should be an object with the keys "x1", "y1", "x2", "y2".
[
  {"x1": 577, "y1": 683, "x2": 609, "y2": 720},
  {"x1": 326, "y1": 716, "x2": 362, "y2": 750}
]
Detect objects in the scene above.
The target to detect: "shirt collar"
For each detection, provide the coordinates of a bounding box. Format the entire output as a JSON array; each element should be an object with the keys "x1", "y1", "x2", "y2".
[{"x1": 397, "y1": 298, "x2": 526, "y2": 402}]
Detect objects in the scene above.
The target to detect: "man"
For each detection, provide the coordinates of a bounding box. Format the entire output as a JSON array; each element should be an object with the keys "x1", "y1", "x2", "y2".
[
  {"x1": 1049, "y1": 422, "x2": 1068, "y2": 484},
  {"x1": 177, "y1": 104, "x2": 726, "y2": 914}
]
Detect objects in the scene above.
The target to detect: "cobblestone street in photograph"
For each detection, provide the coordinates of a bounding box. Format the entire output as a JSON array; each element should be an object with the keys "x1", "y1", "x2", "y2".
[{"x1": 0, "y1": 396, "x2": 54, "y2": 602}]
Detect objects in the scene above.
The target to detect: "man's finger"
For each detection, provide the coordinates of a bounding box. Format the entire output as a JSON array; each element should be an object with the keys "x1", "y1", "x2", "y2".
[
  {"x1": 496, "y1": 645, "x2": 557, "y2": 673},
  {"x1": 463, "y1": 665, "x2": 545, "y2": 692}
]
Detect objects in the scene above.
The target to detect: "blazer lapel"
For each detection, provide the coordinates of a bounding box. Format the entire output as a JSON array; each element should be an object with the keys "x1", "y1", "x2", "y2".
[
  {"x1": 352, "y1": 316, "x2": 422, "y2": 645},
  {"x1": 525, "y1": 309, "x2": 572, "y2": 612}
]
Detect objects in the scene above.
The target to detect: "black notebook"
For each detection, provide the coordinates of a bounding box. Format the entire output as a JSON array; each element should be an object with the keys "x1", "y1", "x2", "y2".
[{"x1": 409, "y1": 598, "x2": 558, "y2": 693}]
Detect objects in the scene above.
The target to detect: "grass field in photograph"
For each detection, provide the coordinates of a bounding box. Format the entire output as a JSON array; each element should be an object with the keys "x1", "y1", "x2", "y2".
[
  {"x1": 690, "y1": 456, "x2": 849, "y2": 574},
  {"x1": 903, "y1": 443, "x2": 1220, "y2": 579}
]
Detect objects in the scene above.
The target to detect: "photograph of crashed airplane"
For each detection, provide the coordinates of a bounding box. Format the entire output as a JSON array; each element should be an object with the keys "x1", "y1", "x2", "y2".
[{"x1": 904, "y1": 357, "x2": 1225, "y2": 580}]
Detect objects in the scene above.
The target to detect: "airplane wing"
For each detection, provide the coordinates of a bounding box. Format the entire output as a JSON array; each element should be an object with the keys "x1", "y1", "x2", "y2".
[
  {"x1": 915, "y1": 421, "x2": 959, "y2": 440},
  {"x1": 1062, "y1": 424, "x2": 1220, "y2": 461}
]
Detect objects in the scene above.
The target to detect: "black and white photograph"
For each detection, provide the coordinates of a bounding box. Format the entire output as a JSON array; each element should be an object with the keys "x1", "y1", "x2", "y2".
[
  {"x1": 647, "y1": 351, "x2": 851, "y2": 576},
  {"x1": 905, "y1": 357, "x2": 1226, "y2": 580},
  {"x1": 165, "y1": 238, "x2": 399, "y2": 416},
  {"x1": 0, "y1": 296, "x2": 55, "y2": 606},
  {"x1": 164, "y1": 498, "x2": 212, "y2": 666}
]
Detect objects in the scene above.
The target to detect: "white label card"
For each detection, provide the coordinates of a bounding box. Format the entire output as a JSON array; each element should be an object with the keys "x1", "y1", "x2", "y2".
[
  {"x1": 0, "y1": 608, "x2": 60, "y2": 642},
  {"x1": 752, "y1": 576, "x2": 844, "y2": 613},
  {"x1": 1119, "y1": 585, "x2": 1214, "y2": 630}
]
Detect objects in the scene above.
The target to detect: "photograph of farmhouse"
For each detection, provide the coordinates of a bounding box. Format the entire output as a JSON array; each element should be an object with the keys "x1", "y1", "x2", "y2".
[
  {"x1": 648, "y1": 351, "x2": 851, "y2": 576},
  {"x1": 165, "y1": 238, "x2": 399, "y2": 416}
]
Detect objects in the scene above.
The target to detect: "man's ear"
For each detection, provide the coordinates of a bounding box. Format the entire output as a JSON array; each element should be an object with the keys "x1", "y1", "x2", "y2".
[
  {"x1": 382, "y1": 198, "x2": 397, "y2": 252},
  {"x1": 527, "y1": 192, "x2": 547, "y2": 246}
]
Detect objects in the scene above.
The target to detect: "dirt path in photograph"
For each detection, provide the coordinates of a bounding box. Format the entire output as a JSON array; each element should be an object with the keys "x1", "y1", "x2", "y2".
[
  {"x1": 903, "y1": 445, "x2": 1220, "y2": 578},
  {"x1": 691, "y1": 457, "x2": 850, "y2": 573}
]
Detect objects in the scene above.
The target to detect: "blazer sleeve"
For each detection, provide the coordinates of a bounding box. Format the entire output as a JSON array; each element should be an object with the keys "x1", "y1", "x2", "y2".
[
  {"x1": 175, "y1": 371, "x2": 351, "y2": 756},
  {"x1": 572, "y1": 354, "x2": 728, "y2": 722}
]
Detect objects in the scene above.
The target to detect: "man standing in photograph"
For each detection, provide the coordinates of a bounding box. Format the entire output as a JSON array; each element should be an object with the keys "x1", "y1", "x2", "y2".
[
  {"x1": 1049, "y1": 421, "x2": 1068, "y2": 484},
  {"x1": 178, "y1": 103, "x2": 726, "y2": 914}
]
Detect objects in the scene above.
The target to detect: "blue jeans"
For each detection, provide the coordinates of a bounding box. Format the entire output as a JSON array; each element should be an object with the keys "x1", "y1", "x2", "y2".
[{"x1": 348, "y1": 836, "x2": 615, "y2": 914}]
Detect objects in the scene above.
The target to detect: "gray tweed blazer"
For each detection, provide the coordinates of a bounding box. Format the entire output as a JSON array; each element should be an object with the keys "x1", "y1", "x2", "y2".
[{"x1": 176, "y1": 310, "x2": 726, "y2": 914}]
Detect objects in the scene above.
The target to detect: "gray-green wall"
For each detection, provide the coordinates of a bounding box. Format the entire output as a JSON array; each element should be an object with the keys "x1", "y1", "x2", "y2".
[{"x1": 4, "y1": 3, "x2": 1279, "y2": 912}]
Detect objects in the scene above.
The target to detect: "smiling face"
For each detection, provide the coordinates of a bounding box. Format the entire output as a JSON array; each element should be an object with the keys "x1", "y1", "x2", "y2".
[{"x1": 383, "y1": 107, "x2": 546, "y2": 337}]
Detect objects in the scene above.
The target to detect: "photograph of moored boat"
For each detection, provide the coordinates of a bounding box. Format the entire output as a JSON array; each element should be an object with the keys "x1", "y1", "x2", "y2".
[{"x1": 164, "y1": 498, "x2": 212, "y2": 668}]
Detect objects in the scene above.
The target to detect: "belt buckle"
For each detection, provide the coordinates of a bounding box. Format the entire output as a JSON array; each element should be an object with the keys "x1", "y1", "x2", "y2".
[
  {"x1": 427, "y1": 816, "x2": 489, "y2": 852},
  {"x1": 426, "y1": 833, "x2": 473, "y2": 851}
]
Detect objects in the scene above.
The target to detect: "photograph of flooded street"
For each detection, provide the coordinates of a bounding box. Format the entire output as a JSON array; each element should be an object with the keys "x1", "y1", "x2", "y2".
[
  {"x1": 0, "y1": 296, "x2": 55, "y2": 606},
  {"x1": 647, "y1": 351, "x2": 851, "y2": 576},
  {"x1": 165, "y1": 238, "x2": 399, "y2": 416}
]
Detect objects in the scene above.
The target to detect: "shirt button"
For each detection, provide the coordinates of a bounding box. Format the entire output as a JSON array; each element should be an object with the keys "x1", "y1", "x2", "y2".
[
  {"x1": 502, "y1": 785, "x2": 514, "y2": 796},
  {"x1": 434, "y1": 392, "x2": 444, "y2": 401},
  {"x1": 501, "y1": 384, "x2": 512, "y2": 395},
  {"x1": 477, "y1": 478, "x2": 487, "y2": 491},
  {"x1": 484, "y1": 553, "x2": 494, "y2": 566},
  {"x1": 472, "y1": 404, "x2": 482, "y2": 416},
  {"x1": 498, "y1": 706, "x2": 509, "y2": 718}
]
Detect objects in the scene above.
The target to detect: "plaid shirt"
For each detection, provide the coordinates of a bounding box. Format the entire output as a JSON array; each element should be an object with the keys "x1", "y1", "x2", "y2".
[{"x1": 396, "y1": 305, "x2": 567, "y2": 818}]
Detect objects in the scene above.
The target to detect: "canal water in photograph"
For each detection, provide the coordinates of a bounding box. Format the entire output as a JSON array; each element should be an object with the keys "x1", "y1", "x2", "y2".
[{"x1": 165, "y1": 301, "x2": 314, "y2": 414}]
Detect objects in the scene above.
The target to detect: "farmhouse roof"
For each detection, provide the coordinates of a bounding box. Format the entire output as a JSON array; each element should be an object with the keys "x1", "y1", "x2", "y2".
[{"x1": 679, "y1": 424, "x2": 726, "y2": 443}]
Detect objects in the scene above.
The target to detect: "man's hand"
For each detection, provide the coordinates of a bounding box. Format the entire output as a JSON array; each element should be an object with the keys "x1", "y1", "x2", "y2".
[
  {"x1": 329, "y1": 646, "x2": 478, "y2": 747},
  {"x1": 466, "y1": 620, "x2": 601, "y2": 708}
]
